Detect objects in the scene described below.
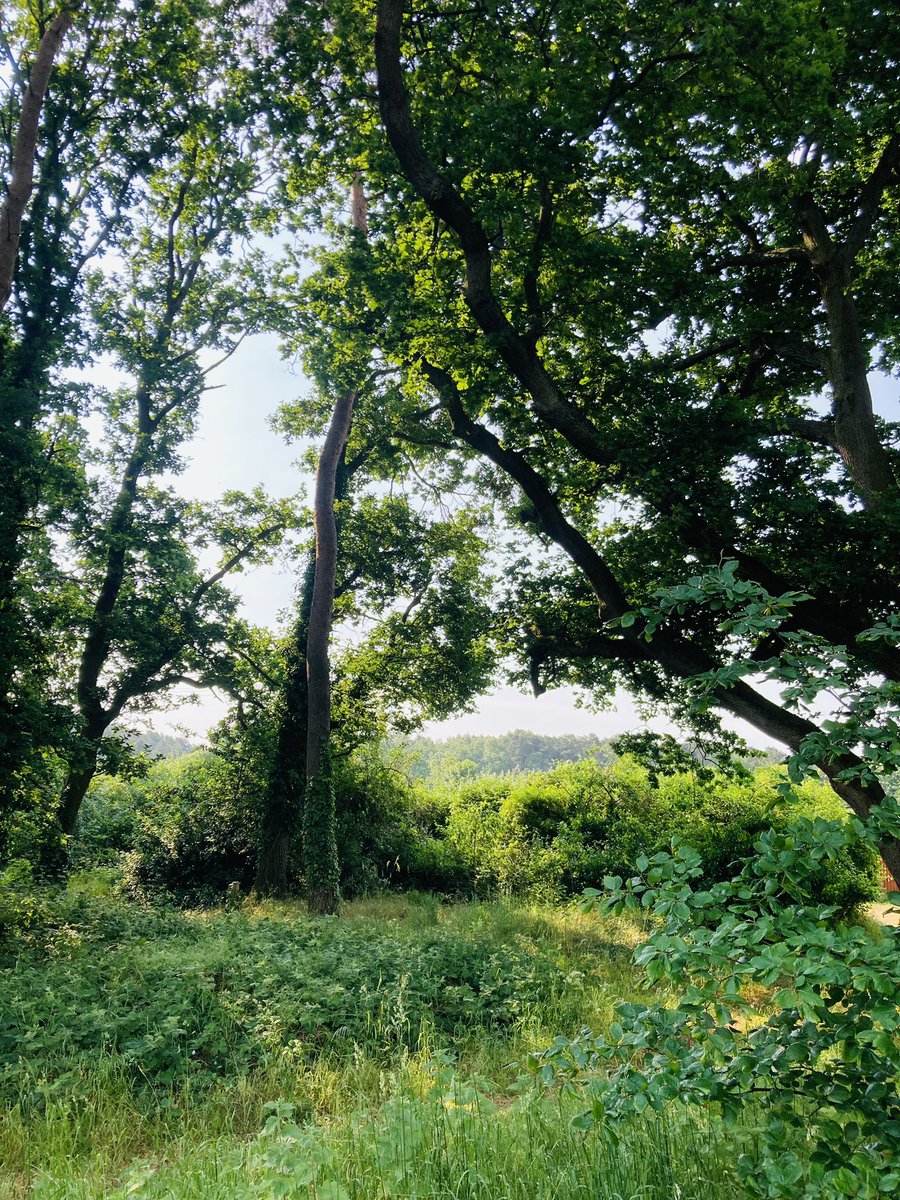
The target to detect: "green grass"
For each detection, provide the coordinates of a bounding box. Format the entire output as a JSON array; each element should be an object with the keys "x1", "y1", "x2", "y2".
[{"x1": 1, "y1": 888, "x2": 749, "y2": 1198}]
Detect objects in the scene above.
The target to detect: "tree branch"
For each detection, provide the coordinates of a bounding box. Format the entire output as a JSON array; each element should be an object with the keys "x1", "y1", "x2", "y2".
[
  {"x1": 844, "y1": 131, "x2": 900, "y2": 262},
  {"x1": 192, "y1": 522, "x2": 286, "y2": 605},
  {"x1": 0, "y1": 9, "x2": 75, "y2": 312},
  {"x1": 422, "y1": 359, "x2": 630, "y2": 620}
]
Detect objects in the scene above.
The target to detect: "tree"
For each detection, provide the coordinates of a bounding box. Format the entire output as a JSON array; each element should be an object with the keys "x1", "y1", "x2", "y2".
[
  {"x1": 254, "y1": 161, "x2": 496, "y2": 901},
  {"x1": 0, "y1": 0, "x2": 260, "y2": 848},
  {"x1": 0, "y1": 1, "x2": 297, "y2": 861},
  {"x1": 0, "y1": 5, "x2": 74, "y2": 313},
  {"x1": 272, "y1": 0, "x2": 899, "y2": 878},
  {"x1": 234, "y1": 494, "x2": 496, "y2": 899}
]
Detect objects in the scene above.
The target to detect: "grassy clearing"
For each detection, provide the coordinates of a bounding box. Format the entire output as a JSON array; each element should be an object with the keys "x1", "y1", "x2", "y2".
[{"x1": 1, "y1": 888, "x2": 751, "y2": 1198}]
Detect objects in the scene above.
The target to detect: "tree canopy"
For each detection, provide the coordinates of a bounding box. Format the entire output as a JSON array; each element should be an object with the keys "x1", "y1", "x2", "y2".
[
  {"x1": 0, "y1": 0, "x2": 897, "y2": 882},
  {"x1": 259, "y1": 0, "x2": 899, "y2": 875}
]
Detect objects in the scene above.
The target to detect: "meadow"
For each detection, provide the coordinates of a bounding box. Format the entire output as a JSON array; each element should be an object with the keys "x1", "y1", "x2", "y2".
[{"x1": 1, "y1": 883, "x2": 752, "y2": 1200}]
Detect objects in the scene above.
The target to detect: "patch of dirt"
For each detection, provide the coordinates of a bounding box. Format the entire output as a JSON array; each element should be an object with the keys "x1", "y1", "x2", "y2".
[{"x1": 866, "y1": 902, "x2": 900, "y2": 927}]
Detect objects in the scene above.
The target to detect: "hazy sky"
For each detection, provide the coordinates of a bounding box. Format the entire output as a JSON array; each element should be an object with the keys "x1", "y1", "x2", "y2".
[{"x1": 147, "y1": 331, "x2": 898, "y2": 751}]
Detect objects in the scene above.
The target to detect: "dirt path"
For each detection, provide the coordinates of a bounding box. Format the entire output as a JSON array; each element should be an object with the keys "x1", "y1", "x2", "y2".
[{"x1": 867, "y1": 901, "x2": 900, "y2": 927}]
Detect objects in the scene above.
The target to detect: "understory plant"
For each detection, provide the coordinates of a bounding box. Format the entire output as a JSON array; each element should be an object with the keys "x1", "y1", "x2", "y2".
[{"x1": 540, "y1": 811, "x2": 900, "y2": 1199}]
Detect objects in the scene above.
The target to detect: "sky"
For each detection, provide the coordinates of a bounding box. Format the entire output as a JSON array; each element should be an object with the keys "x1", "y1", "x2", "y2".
[{"x1": 142, "y1": 330, "x2": 897, "y2": 750}]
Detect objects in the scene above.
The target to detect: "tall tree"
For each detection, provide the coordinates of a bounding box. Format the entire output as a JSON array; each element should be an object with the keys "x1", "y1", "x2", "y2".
[
  {"x1": 247, "y1": 492, "x2": 495, "y2": 897},
  {"x1": 299, "y1": 177, "x2": 367, "y2": 915},
  {"x1": 0, "y1": 0, "x2": 258, "y2": 845},
  {"x1": 274, "y1": 0, "x2": 900, "y2": 879}
]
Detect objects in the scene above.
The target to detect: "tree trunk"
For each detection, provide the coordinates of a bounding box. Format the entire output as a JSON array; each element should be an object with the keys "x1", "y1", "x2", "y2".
[
  {"x1": 35, "y1": 742, "x2": 98, "y2": 877},
  {"x1": 58, "y1": 752, "x2": 99, "y2": 838},
  {"x1": 51, "y1": 416, "x2": 151, "y2": 851},
  {"x1": 820, "y1": 265, "x2": 895, "y2": 508},
  {"x1": 299, "y1": 177, "x2": 367, "y2": 916},
  {"x1": 0, "y1": 11, "x2": 75, "y2": 313},
  {"x1": 304, "y1": 390, "x2": 356, "y2": 916},
  {"x1": 252, "y1": 823, "x2": 294, "y2": 898},
  {"x1": 254, "y1": 550, "x2": 316, "y2": 897}
]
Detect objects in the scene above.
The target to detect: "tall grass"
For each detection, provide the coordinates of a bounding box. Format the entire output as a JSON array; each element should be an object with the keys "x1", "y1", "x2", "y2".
[{"x1": 1, "y1": 890, "x2": 748, "y2": 1198}]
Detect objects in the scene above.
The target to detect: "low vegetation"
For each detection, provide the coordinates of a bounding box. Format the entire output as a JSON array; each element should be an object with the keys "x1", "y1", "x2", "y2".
[
  {"x1": 2, "y1": 885, "x2": 743, "y2": 1200},
  {"x1": 68, "y1": 750, "x2": 881, "y2": 912},
  {"x1": 1, "y1": 739, "x2": 896, "y2": 1199}
]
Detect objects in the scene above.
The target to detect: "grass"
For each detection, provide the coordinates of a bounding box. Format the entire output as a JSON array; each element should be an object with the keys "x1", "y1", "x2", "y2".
[{"x1": 1, "y1": 886, "x2": 750, "y2": 1198}]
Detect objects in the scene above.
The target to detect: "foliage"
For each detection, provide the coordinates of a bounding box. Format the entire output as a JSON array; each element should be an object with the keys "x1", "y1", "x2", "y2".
[
  {"x1": 332, "y1": 747, "x2": 440, "y2": 896},
  {"x1": 116, "y1": 752, "x2": 258, "y2": 903},
  {"x1": 266, "y1": 0, "x2": 900, "y2": 878},
  {"x1": 72, "y1": 748, "x2": 879, "y2": 912},
  {"x1": 540, "y1": 817, "x2": 900, "y2": 1200},
  {"x1": 69, "y1": 776, "x2": 142, "y2": 870},
  {"x1": 73, "y1": 745, "x2": 455, "y2": 902},
  {"x1": 1, "y1": 891, "x2": 757, "y2": 1200},
  {"x1": 438, "y1": 760, "x2": 879, "y2": 909},
  {"x1": 0, "y1": 891, "x2": 631, "y2": 1104}
]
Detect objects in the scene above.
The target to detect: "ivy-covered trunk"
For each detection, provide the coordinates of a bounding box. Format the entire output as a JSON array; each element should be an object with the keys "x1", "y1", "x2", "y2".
[{"x1": 254, "y1": 551, "x2": 316, "y2": 897}]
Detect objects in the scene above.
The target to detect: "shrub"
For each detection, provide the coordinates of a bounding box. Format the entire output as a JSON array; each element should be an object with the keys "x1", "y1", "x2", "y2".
[
  {"x1": 0, "y1": 860, "x2": 49, "y2": 954},
  {"x1": 542, "y1": 814, "x2": 900, "y2": 1200},
  {"x1": 435, "y1": 759, "x2": 879, "y2": 910},
  {"x1": 120, "y1": 751, "x2": 258, "y2": 903},
  {"x1": 70, "y1": 776, "x2": 141, "y2": 869}
]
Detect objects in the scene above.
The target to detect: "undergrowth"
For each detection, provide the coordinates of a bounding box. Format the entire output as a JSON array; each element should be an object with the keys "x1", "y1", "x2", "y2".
[{"x1": 1, "y1": 886, "x2": 756, "y2": 1197}]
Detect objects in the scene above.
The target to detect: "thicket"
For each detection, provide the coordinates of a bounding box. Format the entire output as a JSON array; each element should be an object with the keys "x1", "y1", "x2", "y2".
[{"x1": 69, "y1": 752, "x2": 879, "y2": 912}]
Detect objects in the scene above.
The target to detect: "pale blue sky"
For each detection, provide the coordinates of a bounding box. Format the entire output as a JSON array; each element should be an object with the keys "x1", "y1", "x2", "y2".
[{"x1": 149, "y1": 334, "x2": 899, "y2": 750}]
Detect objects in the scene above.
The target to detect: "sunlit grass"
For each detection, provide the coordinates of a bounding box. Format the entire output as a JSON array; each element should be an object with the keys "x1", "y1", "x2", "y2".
[{"x1": 1, "y1": 889, "x2": 748, "y2": 1199}]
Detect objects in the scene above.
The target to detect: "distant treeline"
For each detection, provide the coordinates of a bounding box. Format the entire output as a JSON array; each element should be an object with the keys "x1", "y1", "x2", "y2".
[
  {"x1": 398, "y1": 731, "x2": 617, "y2": 782},
  {"x1": 128, "y1": 730, "x2": 198, "y2": 761},
  {"x1": 130, "y1": 725, "x2": 783, "y2": 784}
]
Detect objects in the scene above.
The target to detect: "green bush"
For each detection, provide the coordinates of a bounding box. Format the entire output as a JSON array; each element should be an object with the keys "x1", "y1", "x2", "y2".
[
  {"x1": 70, "y1": 777, "x2": 141, "y2": 869},
  {"x1": 0, "y1": 860, "x2": 49, "y2": 953},
  {"x1": 333, "y1": 749, "x2": 427, "y2": 896},
  {"x1": 119, "y1": 751, "x2": 258, "y2": 903},
  {"x1": 547, "y1": 817, "x2": 900, "y2": 1200},
  {"x1": 69, "y1": 747, "x2": 880, "y2": 912},
  {"x1": 436, "y1": 759, "x2": 880, "y2": 910}
]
